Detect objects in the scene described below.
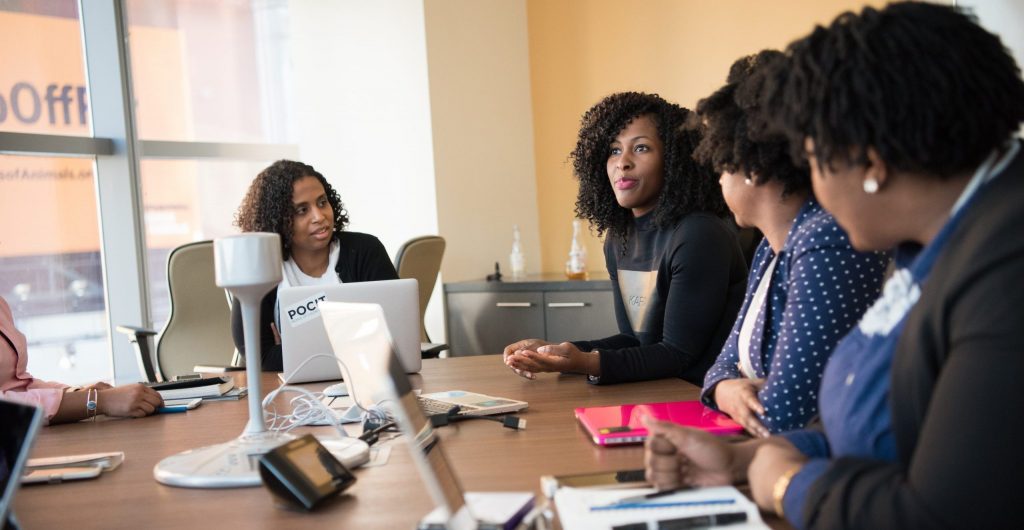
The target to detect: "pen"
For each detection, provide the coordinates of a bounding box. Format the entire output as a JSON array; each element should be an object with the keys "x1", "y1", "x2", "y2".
[
  {"x1": 591, "y1": 499, "x2": 736, "y2": 512},
  {"x1": 611, "y1": 486, "x2": 693, "y2": 506}
]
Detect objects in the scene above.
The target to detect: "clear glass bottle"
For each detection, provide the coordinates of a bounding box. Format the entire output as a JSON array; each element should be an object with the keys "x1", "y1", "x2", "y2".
[
  {"x1": 565, "y1": 219, "x2": 588, "y2": 280},
  {"x1": 509, "y1": 224, "x2": 526, "y2": 280}
]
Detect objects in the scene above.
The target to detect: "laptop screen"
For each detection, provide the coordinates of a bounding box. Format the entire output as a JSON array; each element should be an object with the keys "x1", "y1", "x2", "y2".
[
  {"x1": 0, "y1": 399, "x2": 43, "y2": 524},
  {"x1": 319, "y1": 301, "x2": 468, "y2": 521}
]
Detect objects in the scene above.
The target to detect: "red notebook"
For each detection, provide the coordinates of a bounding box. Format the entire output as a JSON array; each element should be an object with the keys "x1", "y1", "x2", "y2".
[{"x1": 574, "y1": 401, "x2": 744, "y2": 445}]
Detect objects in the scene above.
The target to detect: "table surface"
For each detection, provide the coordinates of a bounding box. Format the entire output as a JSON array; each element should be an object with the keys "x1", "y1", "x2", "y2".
[{"x1": 14, "y1": 355, "x2": 784, "y2": 529}]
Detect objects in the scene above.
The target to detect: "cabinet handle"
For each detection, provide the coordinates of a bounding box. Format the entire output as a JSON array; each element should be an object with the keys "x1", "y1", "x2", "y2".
[
  {"x1": 496, "y1": 302, "x2": 533, "y2": 308},
  {"x1": 547, "y1": 302, "x2": 587, "y2": 308}
]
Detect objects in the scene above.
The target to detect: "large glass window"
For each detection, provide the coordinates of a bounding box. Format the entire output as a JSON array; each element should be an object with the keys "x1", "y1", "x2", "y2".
[
  {"x1": 0, "y1": 3, "x2": 109, "y2": 385},
  {"x1": 2, "y1": 0, "x2": 296, "y2": 383},
  {"x1": 140, "y1": 159, "x2": 274, "y2": 327},
  {"x1": 126, "y1": 0, "x2": 293, "y2": 144}
]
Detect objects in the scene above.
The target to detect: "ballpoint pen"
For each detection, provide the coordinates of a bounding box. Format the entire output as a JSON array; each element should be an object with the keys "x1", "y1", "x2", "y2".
[
  {"x1": 605, "y1": 486, "x2": 694, "y2": 506},
  {"x1": 591, "y1": 499, "x2": 736, "y2": 512}
]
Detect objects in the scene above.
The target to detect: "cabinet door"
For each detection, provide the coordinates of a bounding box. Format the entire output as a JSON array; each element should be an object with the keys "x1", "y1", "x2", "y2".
[
  {"x1": 446, "y1": 292, "x2": 545, "y2": 356},
  {"x1": 544, "y1": 290, "x2": 618, "y2": 344}
]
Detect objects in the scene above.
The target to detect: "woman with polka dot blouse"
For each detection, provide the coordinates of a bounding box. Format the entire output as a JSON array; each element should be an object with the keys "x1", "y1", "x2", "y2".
[{"x1": 691, "y1": 50, "x2": 889, "y2": 436}]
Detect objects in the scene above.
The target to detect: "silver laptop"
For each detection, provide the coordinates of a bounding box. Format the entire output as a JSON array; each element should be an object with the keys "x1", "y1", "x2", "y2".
[
  {"x1": 277, "y1": 279, "x2": 422, "y2": 383},
  {"x1": 1, "y1": 399, "x2": 44, "y2": 530},
  {"x1": 318, "y1": 302, "x2": 534, "y2": 530}
]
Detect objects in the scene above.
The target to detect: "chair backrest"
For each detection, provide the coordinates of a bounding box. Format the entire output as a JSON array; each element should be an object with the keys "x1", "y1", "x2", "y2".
[
  {"x1": 157, "y1": 240, "x2": 236, "y2": 379},
  {"x1": 393, "y1": 236, "x2": 445, "y2": 343}
]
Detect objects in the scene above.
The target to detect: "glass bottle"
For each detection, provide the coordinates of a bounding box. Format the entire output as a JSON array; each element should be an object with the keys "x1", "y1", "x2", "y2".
[
  {"x1": 509, "y1": 224, "x2": 526, "y2": 280},
  {"x1": 565, "y1": 219, "x2": 588, "y2": 280}
]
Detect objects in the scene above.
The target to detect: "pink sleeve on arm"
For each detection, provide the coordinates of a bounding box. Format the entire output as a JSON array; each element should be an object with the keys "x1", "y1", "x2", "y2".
[{"x1": 1, "y1": 296, "x2": 69, "y2": 424}]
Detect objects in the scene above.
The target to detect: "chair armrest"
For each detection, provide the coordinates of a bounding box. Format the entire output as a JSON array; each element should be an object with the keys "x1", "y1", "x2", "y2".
[
  {"x1": 421, "y1": 342, "x2": 449, "y2": 359},
  {"x1": 115, "y1": 325, "x2": 158, "y2": 340}
]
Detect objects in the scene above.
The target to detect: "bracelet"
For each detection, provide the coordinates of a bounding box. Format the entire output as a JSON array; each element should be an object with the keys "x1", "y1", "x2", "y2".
[
  {"x1": 772, "y1": 464, "x2": 803, "y2": 518},
  {"x1": 86, "y1": 388, "x2": 99, "y2": 422}
]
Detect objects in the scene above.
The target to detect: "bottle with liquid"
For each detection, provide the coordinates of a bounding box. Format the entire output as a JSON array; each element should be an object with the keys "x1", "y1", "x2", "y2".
[
  {"x1": 565, "y1": 219, "x2": 588, "y2": 280},
  {"x1": 510, "y1": 224, "x2": 526, "y2": 280}
]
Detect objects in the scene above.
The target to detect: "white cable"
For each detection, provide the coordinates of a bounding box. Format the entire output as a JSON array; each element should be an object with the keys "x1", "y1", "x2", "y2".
[{"x1": 260, "y1": 353, "x2": 390, "y2": 437}]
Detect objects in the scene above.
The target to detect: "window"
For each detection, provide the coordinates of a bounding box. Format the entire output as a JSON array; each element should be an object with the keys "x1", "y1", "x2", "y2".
[{"x1": 1, "y1": 0, "x2": 296, "y2": 384}]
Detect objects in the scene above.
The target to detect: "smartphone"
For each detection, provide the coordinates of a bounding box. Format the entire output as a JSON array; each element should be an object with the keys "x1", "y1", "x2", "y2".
[
  {"x1": 159, "y1": 398, "x2": 202, "y2": 413},
  {"x1": 22, "y1": 465, "x2": 102, "y2": 485}
]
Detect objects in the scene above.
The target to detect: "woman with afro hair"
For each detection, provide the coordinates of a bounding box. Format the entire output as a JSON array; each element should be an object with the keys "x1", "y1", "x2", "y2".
[
  {"x1": 693, "y1": 50, "x2": 888, "y2": 437},
  {"x1": 503, "y1": 92, "x2": 748, "y2": 385},
  {"x1": 645, "y1": 4, "x2": 1024, "y2": 528},
  {"x1": 231, "y1": 160, "x2": 397, "y2": 371}
]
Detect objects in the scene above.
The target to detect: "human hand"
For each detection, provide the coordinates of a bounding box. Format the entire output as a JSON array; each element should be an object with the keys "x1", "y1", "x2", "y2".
[
  {"x1": 714, "y1": 378, "x2": 769, "y2": 438},
  {"x1": 271, "y1": 322, "x2": 281, "y2": 346},
  {"x1": 748, "y1": 440, "x2": 807, "y2": 513},
  {"x1": 502, "y1": 338, "x2": 552, "y2": 379},
  {"x1": 97, "y1": 384, "x2": 164, "y2": 418},
  {"x1": 643, "y1": 416, "x2": 739, "y2": 489},
  {"x1": 505, "y1": 342, "x2": 587, "y2": 378}
]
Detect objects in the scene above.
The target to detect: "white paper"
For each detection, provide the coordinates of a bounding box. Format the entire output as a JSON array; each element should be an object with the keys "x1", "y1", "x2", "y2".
[{"x1": 555, "y1": 485, "x2": 767, "y2": 530}]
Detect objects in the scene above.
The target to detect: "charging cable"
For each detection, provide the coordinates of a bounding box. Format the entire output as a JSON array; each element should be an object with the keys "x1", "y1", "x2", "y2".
[{"x1": 428, "y1": 405, "x2": 527, "y2": 430}]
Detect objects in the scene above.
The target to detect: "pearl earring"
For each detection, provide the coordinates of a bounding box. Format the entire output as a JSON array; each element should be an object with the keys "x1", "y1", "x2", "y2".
[
  {"x1": 744, "y1": 178, "x2": 754, "y2": 186},
  {"x1": 863, "y1": 178, "x2": 879, "y2": 194}
]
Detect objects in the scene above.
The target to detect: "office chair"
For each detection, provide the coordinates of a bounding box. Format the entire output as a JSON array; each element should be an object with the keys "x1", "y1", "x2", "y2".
[
  {"x1": 117, "y1": 240, "x2": 239, "y2": 382},
  {"x1": 393, "y1": 235, "x2": 449, "y2": 358}
]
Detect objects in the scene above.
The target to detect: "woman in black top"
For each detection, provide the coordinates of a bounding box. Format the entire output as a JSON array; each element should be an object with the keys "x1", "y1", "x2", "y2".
[
  {"x1": 503, "y1": 92, "x2": 747, "y2": 385},
  {"x1": 231, "y1": 160, "x2": 397, "y2": 371}
]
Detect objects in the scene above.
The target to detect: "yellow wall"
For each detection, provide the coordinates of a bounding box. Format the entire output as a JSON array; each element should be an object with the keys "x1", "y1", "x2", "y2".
[{"x1": 526, "y1": 0, "x2": 887, "y2": 273}]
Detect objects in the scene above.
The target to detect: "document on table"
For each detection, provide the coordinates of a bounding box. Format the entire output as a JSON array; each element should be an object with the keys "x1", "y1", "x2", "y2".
[{"x1": 554, "y1": 485, "x2": 767, "y2": 530}]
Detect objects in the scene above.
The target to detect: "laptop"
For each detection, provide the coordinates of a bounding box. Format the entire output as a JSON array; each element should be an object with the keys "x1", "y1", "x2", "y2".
[
  {"x1": 575, "y1": 401, "x2": 743, "y2": 445},
  {"x1": 1, "y1": 399, "x2": 44, "y2": 530},
  {"x1": 277, "y1": 279, "x2": 422, "y2": 383},
  {"x1": 318, "y1": 301, "x2": 535, "y2": 530}
]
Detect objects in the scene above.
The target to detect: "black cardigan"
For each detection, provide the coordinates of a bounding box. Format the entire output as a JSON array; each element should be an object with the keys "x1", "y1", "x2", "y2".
[
  {"x1": 802, "y1": 144, "x2": 1024, "y2": 529},
  {"x1": 230, "y1": 231, "x2": 398, "y2": 371}
]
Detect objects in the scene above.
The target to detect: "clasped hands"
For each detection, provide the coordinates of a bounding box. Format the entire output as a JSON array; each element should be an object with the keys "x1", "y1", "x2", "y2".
[{"x1": 502, "y1": 338, "x2": 600, "y2": 379}]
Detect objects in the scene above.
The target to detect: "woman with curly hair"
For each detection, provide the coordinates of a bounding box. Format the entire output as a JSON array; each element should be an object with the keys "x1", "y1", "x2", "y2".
[
  {"x1": 231, "y1": 160, "x2": 397, "y2": 370},
  {"x1": 694, "y1": 50, "x2": 888, "y2": 436},
  {"x1": 503, "y1": 92, "x2": 748, "y2": 385},
  {"x1": 645, "y1": 4, "x2": 1024, "y2": 528}
]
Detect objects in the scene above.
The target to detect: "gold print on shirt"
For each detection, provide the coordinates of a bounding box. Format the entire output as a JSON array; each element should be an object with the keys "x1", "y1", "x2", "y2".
[{"x1": 618, "y1": 269, "x2": 659, "y2": 333}]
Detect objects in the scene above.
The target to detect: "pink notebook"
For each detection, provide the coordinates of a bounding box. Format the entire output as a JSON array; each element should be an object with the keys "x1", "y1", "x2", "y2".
[{"x1": 575, "y1": 401, "x2": 744, "y2": 445}]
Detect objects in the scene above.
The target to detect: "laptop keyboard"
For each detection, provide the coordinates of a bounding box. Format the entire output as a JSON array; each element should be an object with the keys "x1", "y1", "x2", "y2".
[{"x1": 417, "y1": 396, "x2": 479, "y2": 416}]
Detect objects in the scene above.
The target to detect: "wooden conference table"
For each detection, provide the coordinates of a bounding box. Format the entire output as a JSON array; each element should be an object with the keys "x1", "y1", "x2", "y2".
[{"x1": 14, "y1": 355, "x2": 785, "y2": 529}]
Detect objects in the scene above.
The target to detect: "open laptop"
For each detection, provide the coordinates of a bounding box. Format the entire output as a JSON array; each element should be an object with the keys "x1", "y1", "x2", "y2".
[
  {"x1": 277, "y1": 279, "x2": 422, "y2": 383},
  {"x1": 318, "y1": 301, "x2": 534, "y2": 529},
  {"x1": 1, "y1": 399, "x2": 44, "y2": 530}
]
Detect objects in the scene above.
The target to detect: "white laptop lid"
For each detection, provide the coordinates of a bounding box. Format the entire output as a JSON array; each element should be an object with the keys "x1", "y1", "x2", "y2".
[
  {"x1": 318, "y1": 301, "x2": 475, "y2": 530},
  {"x1": 277, "y1": 278, "x2": 422, "y2": 383},
  {"x1": 0, "y1": 399, "x2": 44, "y2": 527}
]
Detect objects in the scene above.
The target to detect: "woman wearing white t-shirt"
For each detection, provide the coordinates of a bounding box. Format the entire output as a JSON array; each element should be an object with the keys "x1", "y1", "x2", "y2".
[{"x1": 231, "y1": 160, "x2": 397, "y2": 370}]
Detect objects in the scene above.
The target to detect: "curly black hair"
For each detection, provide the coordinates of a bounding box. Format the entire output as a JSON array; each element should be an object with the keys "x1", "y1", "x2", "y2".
[
  {"x1": 570, "y1": 92, "x2": 726, "y2": 239},
  {"x1": 692, "y1": 50, "x2": 809, "y2": 195},
  {"x1": 234, "y1": 160, "x2": 350, "y2": 260},
  {"x1": 764, "y1": 2, "x2": 1024, "y2": 178}
]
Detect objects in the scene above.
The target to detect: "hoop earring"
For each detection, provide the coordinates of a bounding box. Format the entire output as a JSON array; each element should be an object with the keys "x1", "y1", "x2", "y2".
[{"x1": 863, "y1": 178, "x2": 879, "y2": 194}]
